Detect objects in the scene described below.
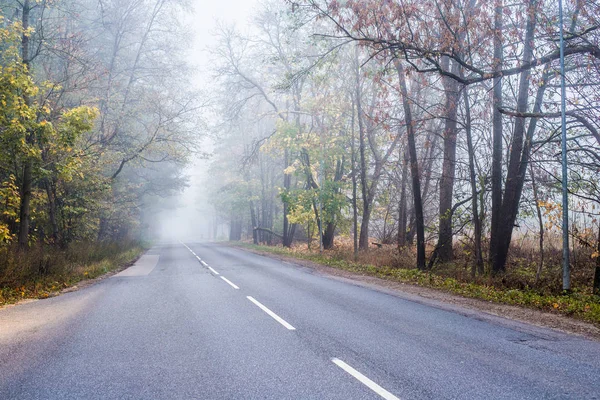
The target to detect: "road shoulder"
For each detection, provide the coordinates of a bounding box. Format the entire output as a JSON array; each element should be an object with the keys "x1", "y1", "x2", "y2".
[{"x1": 235, "y1": 245, "x2": 600, "y2": 341}]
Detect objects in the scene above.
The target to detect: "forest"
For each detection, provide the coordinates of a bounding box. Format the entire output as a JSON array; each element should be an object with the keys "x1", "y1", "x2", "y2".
[
  {"x1": 0, "y1": 0, "x2": 599, "y2": 313},
  {"x1": 0, "y1": 0, "x2": 202, "y2": 299},
  {"x1": 206, "y1": 0, "x2": 600, "y2": 300}
]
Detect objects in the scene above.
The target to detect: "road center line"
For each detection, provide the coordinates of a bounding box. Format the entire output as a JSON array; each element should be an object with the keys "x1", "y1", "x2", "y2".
[
  {"x1": 331, "y1": 358, "x2": 400, "y2": 400},
  {"x1": 246, "y1": 296, "x2": 296, "y2": 330},
  {"x1": 220, "y1": 276, "x2": 239, "y2": 289},
  {"x1": 208, "y1": 266, "x2": 220, "y2": 275}
]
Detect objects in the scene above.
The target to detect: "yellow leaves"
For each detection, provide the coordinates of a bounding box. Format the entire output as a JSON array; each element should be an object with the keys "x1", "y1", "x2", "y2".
[
  {"x1": 0, "y1": 223, "x2": 14, "y2": 243},
  {"x1": 592, "y1": 251, "x2": 600, "y2": 259},
  {"x1": 553, "y1": 303, "x2": 559, "y2": 309}
]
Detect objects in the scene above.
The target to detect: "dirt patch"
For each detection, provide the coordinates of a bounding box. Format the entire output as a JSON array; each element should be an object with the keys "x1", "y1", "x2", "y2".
[{"x1": 240, "y1": 246, "x2": 600, "y2": 341}]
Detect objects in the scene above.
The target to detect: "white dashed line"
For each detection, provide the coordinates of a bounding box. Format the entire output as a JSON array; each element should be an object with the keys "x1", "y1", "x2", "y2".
[
  {"x1": 331, "y1": 358, "x2": 400, "y2": 400},
  {"x1": 246, "y1": 296, "x2": 296, "y2": 330},
  {"x1": 208, "y1": 266, "x2": 220, "y2": 275},
  {"x1": 220, "y1": 276, "x2": 239, "y2": 289}
]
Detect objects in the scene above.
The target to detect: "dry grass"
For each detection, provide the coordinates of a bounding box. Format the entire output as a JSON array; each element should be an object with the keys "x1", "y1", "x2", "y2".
[
  {"x1": 235, "y1": 236, "x2": 600, "y2": 325},
  {"x1": 309, "y1": 236, "x2": 597, "y2": 296},
  {"x1": 0, "y1": 241, "x2": 145, "y2": 306}
]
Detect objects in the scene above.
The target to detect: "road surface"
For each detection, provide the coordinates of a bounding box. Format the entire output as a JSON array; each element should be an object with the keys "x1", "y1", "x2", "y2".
[{"x1": 1, "y1": 242, "x2": 599, "y2": 399}]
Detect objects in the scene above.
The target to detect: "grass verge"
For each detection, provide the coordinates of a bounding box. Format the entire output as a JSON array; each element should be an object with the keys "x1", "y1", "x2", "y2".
[
  {"x1": 0, "y1": 241, "x2": 146, "y2": 307},
  {"x1": 235, "y1": 243, "x2": 600, "y2": 326}
]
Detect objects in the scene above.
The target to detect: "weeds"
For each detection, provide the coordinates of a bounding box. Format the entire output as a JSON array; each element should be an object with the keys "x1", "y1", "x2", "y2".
[
  {"x1": 0, "y1": 241, "x2": 145, "y2": 306},
  {"x1": 236, "y1": 242, "x2": 600, "y2": 326}
]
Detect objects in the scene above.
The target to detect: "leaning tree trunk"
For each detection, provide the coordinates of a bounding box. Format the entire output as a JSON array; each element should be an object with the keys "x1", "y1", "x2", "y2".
[{"x1": 395, "y1": 60, "x2": 426, "y2": 270}]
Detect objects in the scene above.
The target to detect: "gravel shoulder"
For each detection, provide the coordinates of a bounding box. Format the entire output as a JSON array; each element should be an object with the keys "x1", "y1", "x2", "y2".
[{"x1": 237, "y1": 245, "x2": 600, "y2": 341}]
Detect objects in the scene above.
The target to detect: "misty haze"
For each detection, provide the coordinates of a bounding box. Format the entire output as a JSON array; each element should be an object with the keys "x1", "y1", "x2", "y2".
[{"x1": 1, "y1": 0, "x2": 600, "y2": 399}]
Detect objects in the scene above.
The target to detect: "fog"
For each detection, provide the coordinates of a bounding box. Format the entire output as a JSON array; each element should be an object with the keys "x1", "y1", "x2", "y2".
[
  {"x1": 134, "y1": 0, "x2": 598, "y2": 282},
  {"x1": 154, "y1": 0, "x2": 257, "y2": 243}
]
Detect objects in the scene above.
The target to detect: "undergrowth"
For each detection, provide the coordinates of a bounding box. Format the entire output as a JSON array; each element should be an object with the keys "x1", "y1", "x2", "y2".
[
  {"x1": 235, "y1": 242, "x2": 600, "y2": 326},
  {"x1": 0, "y1": 241, "x2": 145, "y2": 307}
]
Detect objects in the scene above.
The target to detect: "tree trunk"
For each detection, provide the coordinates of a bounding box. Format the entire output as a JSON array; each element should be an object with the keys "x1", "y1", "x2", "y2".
[
  {"x1": 213, "y1": 215, "x2": 218, "y2": 240},
  {"x1": 355, "y1": 54, "x2": 370, "y2": 251},
  {"x1": 45, "y1": 179, "x2": 60, "y2": 245},
  {"x1": 408, "y1": 127, "x2": 438, "y2": 247},
  {"x1": 18, "y1": 163, "x2": 33, "y2": 248},
  {"x1": 250, "y1": 201, "x2": 258, "y2": 245},
  {"x1": 229, "y1": 217, "x2": 242, "y2": 241},
  {"x1": 398, "y1": 148, "x2": 409, "y2": 249},
  {"x1": 489, "y1": 0, "x2": 504, "y2": 272},
  {"x1": 282, "y1": 148, "x2": 296, "y2": 247},
  {"x1": 437, "y1": 57, "x2": 460, "y2": 262},
  {"x1": 17, "y1": 0, "x2": 32, "y2": 249},
  {"x1": 491, "y1": 0, "x2": 538, "y2": 273},
  {"x1": 463, "y1": 85, "x2": 484, "y2": 276},
  {"x1": 351, "y1": 96, "x2": 359, "y2": 260},
  {"x1": 530, "y1": 164, "x2": 544, "y2": 283},
  {"x1": 322, "y1": 222, "x2": 335, "y2": 250},
  {"x1": 395, "y1": 60, "x2": 426, "y2": 270},
  {"x1": 594, "y1": 223, "x2": 600, "y2": 295}
]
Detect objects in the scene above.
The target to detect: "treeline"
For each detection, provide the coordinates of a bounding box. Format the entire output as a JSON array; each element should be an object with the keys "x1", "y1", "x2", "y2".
[
  {"x1": 0, "y1": 0, "x2": 201, "y2": 252},
  {"x1": 207, "y1": 0, "x2": 600, "y2": 292}
]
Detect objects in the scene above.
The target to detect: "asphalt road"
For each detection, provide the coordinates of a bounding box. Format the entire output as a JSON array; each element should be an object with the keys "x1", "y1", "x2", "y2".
[{"x1": 1, "y1": 242, "x2": 600, "y2": 399}]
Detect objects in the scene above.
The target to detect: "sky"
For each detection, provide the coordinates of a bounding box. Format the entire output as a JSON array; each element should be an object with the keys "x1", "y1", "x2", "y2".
[
  {"x1": 154, "y1": 0, "x2": 258, "y2": 242},
  {"x1": 187, "y1": 0, "x2": 257, "y2": 75}
]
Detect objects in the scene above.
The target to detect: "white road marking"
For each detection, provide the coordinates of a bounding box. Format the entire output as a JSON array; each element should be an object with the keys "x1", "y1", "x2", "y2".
[
  {"x1": 182, "y1": 244, "x2": 219, "y2": 275},
  {"x1": 208, "y1": 266, "x2": 220, "y2": 275},
  {"x1": 246, "y1": 296, "x2": 296, "y2": 330},
  {"x1": 331, "y1": 358, "x2": 400, "y2": 400},
  {"x1": 114, "y1": 255, "x2": 159, "y2": 277},
  {"x1": 220, "y1": 276, "x2": 239, "y2": 289}
]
